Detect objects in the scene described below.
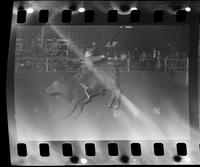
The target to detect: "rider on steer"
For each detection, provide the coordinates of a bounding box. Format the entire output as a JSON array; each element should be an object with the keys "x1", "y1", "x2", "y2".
[
  {"x1": 77, "y1": 42, "x2": 105, "y2": 101},
  {"x1": 83, "y1": 42, "x2": 105, "y2": 68}
]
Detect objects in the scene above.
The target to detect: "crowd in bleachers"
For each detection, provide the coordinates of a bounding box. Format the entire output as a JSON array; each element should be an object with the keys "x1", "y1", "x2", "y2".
[
  {"x1": 110, "y1": 48, "x2": 189, "y2": 72},
  {"x1": 15, "y1": 38, "x2": 195, "y2": 73}
]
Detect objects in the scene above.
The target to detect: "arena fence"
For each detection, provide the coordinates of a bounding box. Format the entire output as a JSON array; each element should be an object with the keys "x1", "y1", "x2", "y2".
[{"x1": 15, "y1": 57, "x2": 193, "y2": 73}]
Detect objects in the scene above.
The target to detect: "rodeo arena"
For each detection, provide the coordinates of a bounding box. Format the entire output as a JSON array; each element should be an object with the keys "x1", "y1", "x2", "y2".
[
  {"x1": 8, "y1": 0, "x2": 200, "y2": 165},
  {"x1": 15, "y1": 27, "x2": 192, "y2": 73},
  {"x1": 14, "y1": 25, "x2": 200, "y2": 143}
]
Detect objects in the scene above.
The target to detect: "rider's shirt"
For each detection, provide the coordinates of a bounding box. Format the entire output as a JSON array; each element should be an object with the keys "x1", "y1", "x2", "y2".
[
  {"x1": 83, "y1": 54, "x2": 105, "y2": 71},
  {"x1": 77, "y1": 47, "x2": 105, "y2": 94},
  {"x1": 85, "y1": 55, "x2": 104, "y2": 66}
]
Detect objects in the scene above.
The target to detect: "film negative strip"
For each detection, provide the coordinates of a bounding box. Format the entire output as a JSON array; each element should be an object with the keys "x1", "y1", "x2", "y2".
[{"x1": 6, "y1": 0, "x2": 200, "y2": 165}]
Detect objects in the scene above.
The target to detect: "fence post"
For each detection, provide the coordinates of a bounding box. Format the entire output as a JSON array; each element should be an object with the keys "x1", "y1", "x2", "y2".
[
  {"x1": 186, "y1": 57, "x2": 189, "y2": 86},
  {"x1": 46, "y1": 58, "x2": 48, "y2": 72},
  {"x1": 127, "y1": 58, "x2": 130, "y2": 72}
]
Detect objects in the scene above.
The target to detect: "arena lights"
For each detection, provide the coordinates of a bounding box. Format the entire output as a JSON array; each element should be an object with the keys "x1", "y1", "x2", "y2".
[
  {"x1": 27, "y1": 7, "x2": 34, "y2": 14},
  {"x1": 184, "y1": 7, "x2": 191, "y2": 12},
  {"x1": 130, "y1": 7, "x2": 138, "y2": 11},
  {"x1": 78, "y1": 7, "x2": 85, "y2": 13}
]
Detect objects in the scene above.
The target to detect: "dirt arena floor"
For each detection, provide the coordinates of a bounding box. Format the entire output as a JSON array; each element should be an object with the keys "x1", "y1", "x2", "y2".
[{"x1": 14, "y1": 71, "x2": 190, "y2": 140}]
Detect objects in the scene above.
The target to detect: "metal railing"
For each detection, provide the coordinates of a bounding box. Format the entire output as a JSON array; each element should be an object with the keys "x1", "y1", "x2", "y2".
[{"x1": 14, "y1": 57, "x2": 194, "y2": 73}]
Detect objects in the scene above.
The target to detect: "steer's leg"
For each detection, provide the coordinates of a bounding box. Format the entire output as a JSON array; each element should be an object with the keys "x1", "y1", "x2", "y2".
[
  {"x1": 64, "y1": 99, "x2": 79, "y2": 118},
  {"x1": 79, "y1": 82, "x2": 90, "y2": 103},
  {"x1": 114, "y1": 74, "x2": 121, "y2": 110},
  {"x1": 84, "y1": 87, "x2": 90, "y2": 101},
  {"x1": 74, "y1": 101, "x2": 85, "y2": 118},
  {"x1": 108, "y1": 91, "x2": 115, "y2": 108},
  {"x1": 114, "y1": 89, "x2": 121, "y2": 110}
]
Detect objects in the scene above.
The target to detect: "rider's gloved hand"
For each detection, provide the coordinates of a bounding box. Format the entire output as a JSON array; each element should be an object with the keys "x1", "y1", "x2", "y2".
[{"x1": 85, "y1": 48, "x2": 94, "y2": 58}]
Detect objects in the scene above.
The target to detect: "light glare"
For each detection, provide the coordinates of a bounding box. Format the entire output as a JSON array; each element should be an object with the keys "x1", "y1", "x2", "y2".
[
  {"x1": 27, "y1": 7, "x2": 34, "y2": 13},
  {"x1": 78, "y1": 7, "x2": 85, "y2": 13},
  {"x1": 130, "y1": 7, "x2": 137, "y2": 11},
  {"x1": 185, "y1": 7, "x2": 191, "y2": 12},
  {"x1": 185, "y1": 157, "x2": 191, "y2": 162},
  {"x1": 80, "y1": 158, "x2": 87, "y2": 164}
]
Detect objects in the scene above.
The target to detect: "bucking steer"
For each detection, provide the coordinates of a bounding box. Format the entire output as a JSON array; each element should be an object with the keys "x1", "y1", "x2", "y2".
[{"x1": 46, "y1": 60, "x2": 122, "y2": 118}]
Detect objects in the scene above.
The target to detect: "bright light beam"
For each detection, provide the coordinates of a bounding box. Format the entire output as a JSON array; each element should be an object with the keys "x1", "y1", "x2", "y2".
[{"x1": 49, "y1": 25, "x2": 143, "y2": 120}]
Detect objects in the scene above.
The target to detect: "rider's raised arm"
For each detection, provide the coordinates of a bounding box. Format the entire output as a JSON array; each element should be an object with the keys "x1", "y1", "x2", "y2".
[{"x1": 88, "y1": 55, "x2": 105, "y2": 62}]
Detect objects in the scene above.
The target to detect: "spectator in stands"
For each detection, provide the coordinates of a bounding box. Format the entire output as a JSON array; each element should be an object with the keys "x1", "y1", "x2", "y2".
[
  {"x1": 127, "y1": 51, "x2": 131, "y2": 59},
  {"x1": 153, "y1": 48, "x2": 156, "y2": 58},
  {"x1": 151, "y1": 48, "x2": 157, "y2": 69},
  {"x1": 121, "y1": 51, "x2": 127, "y2": 60},
  {"x1": 139, "y1": 51, "x2": 147, "y2": 67},
  {"x1": 130, "y1": 50, "x2": 136, "y2": 62},
  {"x1": 156, "y1": 50, "x2": 161, "y2": 71},
  {"x1": 164, "y1": 55, "x2": 168, "y2": 72},
  {"x1": 106, "y1": 51, "x2": 111, "y2": 59},
  {"x1": 113, "y1": 52, "x2": 117, "y2": 60},
  {"x1": 167, "y1": 50, "x2": 173, "y2": 71},
  {"x1": 174, "y1": 51, "x2": 180, "y2": 70},
  {"x1": 65, "y1": 50, "x2": 68, "y2": 57},
  {"x1": 134, "y1": 47, "x2": 140, "y2": 62}
]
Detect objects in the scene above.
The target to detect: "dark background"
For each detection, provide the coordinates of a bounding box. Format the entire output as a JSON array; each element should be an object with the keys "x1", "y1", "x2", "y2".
[
  {"x1": 2, "y1": 0, "x2": 13, "y2": 166},
  {"x1": 2, "y1": 0, "x2": 200, "y2": 166}
]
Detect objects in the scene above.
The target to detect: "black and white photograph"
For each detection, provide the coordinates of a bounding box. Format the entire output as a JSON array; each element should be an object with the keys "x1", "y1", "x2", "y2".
[
  {"x1": 14, "y1": 25, "x2": 190, "y2": 140},
  {"x1": 4, "y1": 0, "x2": 200, "y2": 166}
]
